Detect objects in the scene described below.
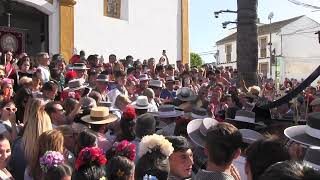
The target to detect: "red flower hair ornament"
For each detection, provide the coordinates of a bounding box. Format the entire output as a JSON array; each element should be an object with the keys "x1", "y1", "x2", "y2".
[
  {"x1": 113, "y1": 140, "x2": 136, "y2": 161},
  {"x1": 122, "y1": 105, "x2": 137, "y2": 120},
  {"x1": 75, "y1": 147, "x2": 107, "y2": 170}
]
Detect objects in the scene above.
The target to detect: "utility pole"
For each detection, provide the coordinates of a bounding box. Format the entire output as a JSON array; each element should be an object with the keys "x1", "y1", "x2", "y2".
[{"x1": 268, "y1": 12, "x2": 274, "y2": 79}]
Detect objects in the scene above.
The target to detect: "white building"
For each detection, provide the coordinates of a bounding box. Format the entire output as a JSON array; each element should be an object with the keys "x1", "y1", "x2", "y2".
[
  {"x1": 0, "y1": 0, "x2": 190, "y2": 64},
  {"x1": 216, "y1": 16, "x2": 320, "y2": 82}
]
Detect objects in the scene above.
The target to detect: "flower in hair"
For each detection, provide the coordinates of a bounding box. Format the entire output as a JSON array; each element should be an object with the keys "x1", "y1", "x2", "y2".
[
  {"x1": 75, "y1": 147, "x2": 107, "y2": 170},
  {"x1": 39, "y1": 151, "x2": 65, "y2": 173},
  {"x1": 143, "y1": 174, "x2": 158, "y2": 180},
  {"x1": 113, "y1": 140, "x2": 136, "y2": 161},
  {"x1": 139, "y1": 134, "x2": 174, "y2": 158},
  {"x1": 122, "y1": 105, "x2": 137, "y2": 120}
]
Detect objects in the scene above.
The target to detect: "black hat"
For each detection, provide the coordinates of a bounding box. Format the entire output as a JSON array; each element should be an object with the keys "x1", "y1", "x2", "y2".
[{"x1": 136, "y1": 114, "x2": 156, "y2": 139}]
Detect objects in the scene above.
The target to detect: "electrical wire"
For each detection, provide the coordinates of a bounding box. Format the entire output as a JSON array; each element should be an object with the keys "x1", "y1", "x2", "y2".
[{"x1": 288, "y1": 0, "x2": 320, "y2": 9}]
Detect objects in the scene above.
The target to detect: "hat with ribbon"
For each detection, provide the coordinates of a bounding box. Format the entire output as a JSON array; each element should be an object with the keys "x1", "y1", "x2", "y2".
[
  {"x1": 64, "y1": 79, "x2": 88, "y2": 91},
  {"x1": 71, "y1": 63, "x2": 90, "y2": 70},
  {"x1": 284, "y1": 112, "x2": 320, "y2": 147},
  {"x1": 239, "y1": 129, "x2": 264, "y2": 144},
  {"x1": 187, "y1": 118, "x2": 219, "y2": 148},
  {"x1": 139, "y1": 74, "x2": 150, "y2": 81},
  {"x1": 165, "y1": 76, "x2": 175, "y2": 82},
  {"x1": 81, "y1": 106, "x2": 118, "y2": 124},
  {"x1": 191, "y1": 107, "x2": 208, "y2": 119},
  {"x1": 131, "y1": 96, "x2": 153, "y2": 110},
  {"x1": 226, "y1": 110, "x2": 264, "y2": 126},
  {"x1": 176, "y1": 87, "x2": 196, "y2": 102},
  {"x1": 158, "y1": 105, "x2": 183, "y2": 118},
  {"x1": 149, "y1": 79, "x2": 163, "y2": 88},
  {"x1": 96, "y1": 74, "x2": 111, "y2": 83}
]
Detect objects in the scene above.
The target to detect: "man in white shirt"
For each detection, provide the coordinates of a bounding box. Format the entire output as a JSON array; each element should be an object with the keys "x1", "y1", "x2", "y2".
[{"x1": 36, "y1": 52, "x2": 51, "y2": 83}]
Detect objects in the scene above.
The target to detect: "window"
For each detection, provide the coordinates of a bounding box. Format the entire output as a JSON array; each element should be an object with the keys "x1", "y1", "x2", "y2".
[
  {"x1": 104, "y1": 0, "x2": 121, "y2": 18},
  {"x1": 259, "y1": 37, "x2": 267, "y2": 58},
  {"x1": 225, "y1": 44, "x2": 232, "y2": 63}
]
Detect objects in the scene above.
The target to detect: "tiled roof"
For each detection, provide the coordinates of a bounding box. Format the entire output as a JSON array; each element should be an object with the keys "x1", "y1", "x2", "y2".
[{"x1": 216, "y1": 16, "x2": 304, "y2": 45}]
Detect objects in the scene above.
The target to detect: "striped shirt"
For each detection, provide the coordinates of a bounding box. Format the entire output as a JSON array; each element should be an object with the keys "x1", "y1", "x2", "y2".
[{"x1": 195, "y1": 170, "x2": 235, "y2": 180}]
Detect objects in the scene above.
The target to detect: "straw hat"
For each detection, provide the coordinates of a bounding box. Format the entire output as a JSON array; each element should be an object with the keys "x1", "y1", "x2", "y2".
[
  {"x1": 81, "y1": 106, "x2": 118, "y2": 124},
  {"x1": 64, "y1": 79, "x2": 88, "y2": 91},
  {"x1": 149, "y1": 79, "x2": 163, "y2": 88},
  {"x1": 139, "y1": 74, "x2": 150, "y2": 81},
  {"x1": 131, "y1": 96, "x2": 153, "y2": 110},
  {"x1": 71, "y1": 63, "x2": 90, "y2": 70}
]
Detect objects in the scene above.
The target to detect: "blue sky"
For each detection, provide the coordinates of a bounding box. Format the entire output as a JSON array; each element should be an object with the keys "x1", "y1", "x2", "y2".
[{"x1": 190, "y1": 0, "x2": 320, "y2": 63}]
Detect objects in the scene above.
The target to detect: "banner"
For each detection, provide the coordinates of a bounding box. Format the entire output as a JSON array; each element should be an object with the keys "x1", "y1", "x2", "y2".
[{"x1": 0, "y1": 26, "x2": 25, "y2": 54}]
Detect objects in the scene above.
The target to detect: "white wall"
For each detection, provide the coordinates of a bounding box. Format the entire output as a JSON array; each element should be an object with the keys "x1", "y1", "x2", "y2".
[
  {"x1": 74, "y1": 0, "x2": 182, "y2": 64},
  {"x1": 279, "y1": 16, "x2": 320, "y2": 82}
]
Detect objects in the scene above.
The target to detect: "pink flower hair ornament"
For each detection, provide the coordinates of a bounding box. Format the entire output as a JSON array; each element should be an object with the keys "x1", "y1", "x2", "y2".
[{"x1": 39, "y1": 151, "x2": 65, "y2": 173}]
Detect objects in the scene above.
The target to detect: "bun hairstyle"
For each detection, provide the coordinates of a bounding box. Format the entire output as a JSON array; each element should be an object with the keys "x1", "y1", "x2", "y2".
[
  {"x1": 107, "y1": 156, "x2": 135, "y2": 180},
  {"x1": 120, "y1": 105, "x2": 136, "y2": 141},
  {"x1": 135, "y1": 134, "x2": 174, "y2": 180},
  {"x1": 73, "y1": 147, "x2": 107, "y2": 180}
]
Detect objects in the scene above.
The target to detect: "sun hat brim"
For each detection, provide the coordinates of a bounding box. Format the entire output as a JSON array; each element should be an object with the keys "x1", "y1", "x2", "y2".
[
  {"x1": 158, "y1": 111, "x2": 184, "y2": 118},
  {"x1": 81, "y1": 114, "x2": 118, "y2": 124},
  {"x1": 63, "y1": 83, "x2": 89, "y2": 91},
  {"x1": 187, "y1": 119, "x2": 206, "y2": 148},
  {"x1": 177, "y1": 94, "x2": 196, "y2": 102},
  {"x1": 71, "y1": 67, "x2": 90, "y2": 70},
  {"x1": 284, "y1": 125, "x2": 320, "y2": 147},
  {"x1": 225, "y1": 117, "x2": 265, "y2": 126},
  {"x1": 131, "y1": 102, "x2": 153, "y2": 110}
]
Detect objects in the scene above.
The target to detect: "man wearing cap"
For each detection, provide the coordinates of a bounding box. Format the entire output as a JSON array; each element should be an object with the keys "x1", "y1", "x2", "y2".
[
  {"x1": 136, "y1": 74, "x2": 150, "y2": 95},
  {"x1": 72, "y1": 63, "x2": 90, "y2": 80},
  {"x1": 310, "y1": 98, "x2": 320, "y2": 112},
  {"x1": 166, "y1": 136, "x2": 194, "y2": 180},
  {"x1": 93, "y1": 74, "x2": 110, "y2": 101}
]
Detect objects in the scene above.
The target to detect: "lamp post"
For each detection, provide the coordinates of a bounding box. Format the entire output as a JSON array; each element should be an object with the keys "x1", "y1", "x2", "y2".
[
  {"x1": 214, "y1": 9, "x2": 237, "y2": 18},
  {"x1": 268, "y1": 12, "x2": 274, "y2": 78}
]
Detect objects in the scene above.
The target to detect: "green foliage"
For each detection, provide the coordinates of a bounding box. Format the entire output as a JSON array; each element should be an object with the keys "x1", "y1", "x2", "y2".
[{"x1": 190, "y1": 52, "x2": 203, "y2": 67}]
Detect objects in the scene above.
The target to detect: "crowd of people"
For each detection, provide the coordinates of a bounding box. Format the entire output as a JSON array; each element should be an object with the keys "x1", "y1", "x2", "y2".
[{"x1": 0, "y1": 49, "x2": 319, "y2": 180}]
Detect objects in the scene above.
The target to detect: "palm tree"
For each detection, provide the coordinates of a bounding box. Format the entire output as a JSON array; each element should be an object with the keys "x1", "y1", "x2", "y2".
[{"x1": 236, "y1": 0, "x2": 258, "y2": 86}]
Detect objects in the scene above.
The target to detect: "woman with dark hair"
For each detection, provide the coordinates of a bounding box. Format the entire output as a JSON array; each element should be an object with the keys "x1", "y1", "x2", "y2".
[
  {"x1": 108, "y1": 156, "x2": 135, "y2": 180},
  {"x1": 75, "y1": 130, "x2": 97, "y2": 156},
  {"x1": 135, "y1": 134, "x2": 174, "y2": 180},
  {"x1": 0, "y1": 50, "x2": 15, "y2": 77},
  {"x1": 14, "y1": 87, "x2": 32, "y2": 124},
  {"x1": 9, "y1": 56, "x2": 32, "y2": 92},
  {"x1": 0, "y1": 134, "x2": 13, "y2": 179},
  {"x1": 72, "y1": 147, "x2": 107, "y2": 180},
  {"x1": 119, "y1": 105, "x2": 136, "y2": 141}
]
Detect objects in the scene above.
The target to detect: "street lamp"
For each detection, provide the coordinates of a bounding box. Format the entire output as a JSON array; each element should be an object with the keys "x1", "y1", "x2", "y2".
[
  {"x1": 268, "y1": 12, "x2": 274, "y2": 78},
  {"x1": 222, "y1": 21, "x2": 237, "y2": 29},
  {"x1": 214, "y1": 9, "x2": 237, "y2": 18}
]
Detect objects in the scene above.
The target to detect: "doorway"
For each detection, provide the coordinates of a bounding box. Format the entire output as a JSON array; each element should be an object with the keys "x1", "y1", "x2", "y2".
[{"x1": 0, "y1": 0, "x2": 49, "y2": 56}]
